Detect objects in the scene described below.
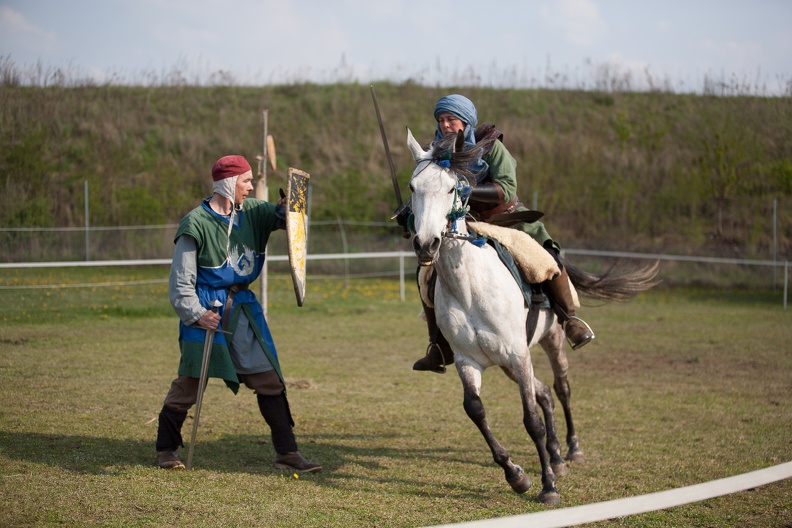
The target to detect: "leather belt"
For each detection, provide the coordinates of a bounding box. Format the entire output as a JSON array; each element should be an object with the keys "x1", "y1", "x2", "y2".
[
  {"x1": 488, "y1": 209, "x2": 545, "y2": 226},
  {"x1": 472, "y1": 197, "x2": 522, "y2": 221},
  {"x1": 222, "y1": 283, "x2": 249, "y2": 332}
]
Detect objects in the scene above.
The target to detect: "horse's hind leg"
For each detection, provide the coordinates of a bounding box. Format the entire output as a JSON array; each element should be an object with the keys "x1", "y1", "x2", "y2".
[
  {"x1": 553, "y1": 374, "x2": 584, "y2": 463},
  {"x1": 534, "y1": 376, "x2": 569, "y2": 477},
  {"x1": 457, "y1": 364, "x2": 531, "y2": 495},
  {"x1": 503, "y1": 366, "x2": 568, "y2": 478},
  {"x1": 541, "y1": 327, "x2": 584, "y2": 463},
  {"x1": 515, "y1": 369, "x2": 561, "y2": 505}
]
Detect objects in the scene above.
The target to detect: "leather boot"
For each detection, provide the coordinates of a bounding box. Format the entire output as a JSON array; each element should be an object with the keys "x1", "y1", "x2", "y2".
[
  {"x1": 155, "y1": 405, "x2": 187, "y2": 468},
  {"x1": 273, "y1": 451, "x2": 322, "y2": 473},
  {"x1": 258, "y1": 393, "x2": 320, "y2": 472},
  {"x1": 413, "y1": 304, "x2": 455, "y2": 373},
  {"x1": 545, "y1": 267, "x2": 595, "y2": 350},
  {"x1": 157, "y1": 449, "x2": 185, "y2": 470},
  {"x1": 257, "y1": 393, "x2": 298, "y2": 453}
]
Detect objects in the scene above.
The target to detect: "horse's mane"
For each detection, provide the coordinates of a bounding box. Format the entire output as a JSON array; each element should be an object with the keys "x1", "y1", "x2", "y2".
[{"x1": 428, "y1": 132, "x2": 499, "y2": 186}]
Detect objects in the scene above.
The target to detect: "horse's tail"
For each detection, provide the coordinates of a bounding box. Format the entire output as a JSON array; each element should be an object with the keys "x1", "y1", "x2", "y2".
[{"x1": 564, "y1": 259, "x2": 661, "y2": 302}]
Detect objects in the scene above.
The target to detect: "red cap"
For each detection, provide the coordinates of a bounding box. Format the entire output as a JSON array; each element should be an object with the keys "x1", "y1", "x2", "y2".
[{"x1": 211, "y1": 155, "x2": 251, "y2": 181}]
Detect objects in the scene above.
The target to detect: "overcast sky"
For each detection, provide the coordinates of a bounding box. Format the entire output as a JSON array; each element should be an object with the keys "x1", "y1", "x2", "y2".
[{"x1": 2, "y1": 0, "x2": 791, "y2": 94}]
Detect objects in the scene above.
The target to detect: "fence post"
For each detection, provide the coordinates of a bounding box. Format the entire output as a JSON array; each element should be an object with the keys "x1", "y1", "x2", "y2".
[
  {"x1": 84, "y1": 180, "x2": 89, "y2": 261},
  {"x1": 399, "y1": 252, "x2": 405, "y2": 301},
  {"x1": 773, "y1": 198, "x2": 777, "y2": 289},
  {"x1": 337, "y1": 216, "x2": 349, "y2": 289}
]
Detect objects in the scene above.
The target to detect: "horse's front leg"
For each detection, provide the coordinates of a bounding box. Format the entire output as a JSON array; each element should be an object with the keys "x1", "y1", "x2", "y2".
[
  {"x1": 515, "y1": 363, "x2": 561, "y2": 505},
  {"x1": 457, "y1": 363, "x2": 531, "y2": 495}
]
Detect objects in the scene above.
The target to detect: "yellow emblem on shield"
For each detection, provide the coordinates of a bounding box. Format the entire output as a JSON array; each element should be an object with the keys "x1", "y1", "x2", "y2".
[{"x1": 286, "y1": 168, "x2": 310, "y2": 306}]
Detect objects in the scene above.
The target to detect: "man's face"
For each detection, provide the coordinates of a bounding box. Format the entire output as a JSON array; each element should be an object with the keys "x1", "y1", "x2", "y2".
[
  {"x1": 437, "y1": 113, "x2": 466, "y2": 136},
  {"x1": 234, "y1": 170, "x2": 255, "y2": 205}
]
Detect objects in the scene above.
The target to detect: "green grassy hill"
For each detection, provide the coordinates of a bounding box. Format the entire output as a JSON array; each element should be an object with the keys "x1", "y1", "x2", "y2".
[{"x1": 1, "y1": 83, "x2": 790, "y2": 258}]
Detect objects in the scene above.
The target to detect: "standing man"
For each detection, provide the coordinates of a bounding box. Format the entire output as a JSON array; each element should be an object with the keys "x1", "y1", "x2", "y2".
[{"x1": 155, "y1": 155, "x2": 321, "y2": 473}]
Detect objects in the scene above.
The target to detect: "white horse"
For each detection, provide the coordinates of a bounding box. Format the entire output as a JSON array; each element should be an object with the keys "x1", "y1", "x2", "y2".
[{"x1": 407, "y1": 128, "x2": 658, "y2": 505}]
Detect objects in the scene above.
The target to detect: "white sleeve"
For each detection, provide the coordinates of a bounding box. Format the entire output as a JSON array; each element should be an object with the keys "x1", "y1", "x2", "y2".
[{"x1": 169, "y1": 234, "x2": 205, "y2": 326}]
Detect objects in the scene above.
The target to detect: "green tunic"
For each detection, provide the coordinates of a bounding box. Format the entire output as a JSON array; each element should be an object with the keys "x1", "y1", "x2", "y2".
[
  {"x1": 481, "y1": 140, "x2": 558, "y2": 251},
  {"x1": 172, "y1": 198, "x2": 283, "y2": 394}
]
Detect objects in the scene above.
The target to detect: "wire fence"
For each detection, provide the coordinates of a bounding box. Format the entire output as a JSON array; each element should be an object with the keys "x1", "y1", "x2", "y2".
[
  {"x1": 4, "y1": 190, "x2": 787, "y2": 259},
  {"x1": 1, "y1": 217, "x2": 788, "y2": 259},
  {"x1": 0, "y1": 220, "x2": 788, "y2": 308},
  {"x1": 0, "y1": 215, "x2": 789, "y2": 306}
]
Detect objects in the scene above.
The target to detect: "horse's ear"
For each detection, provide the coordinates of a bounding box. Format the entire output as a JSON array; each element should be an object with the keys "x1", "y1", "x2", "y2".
[
  {"x1": 407, "y1": 127, "x2": 429, "y2": 162},
  {"x1": 453, "y1": 129, "x2": 465, "y2": 153}
]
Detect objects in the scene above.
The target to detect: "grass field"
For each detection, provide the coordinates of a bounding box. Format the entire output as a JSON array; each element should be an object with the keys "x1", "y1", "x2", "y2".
[{"x1": 0, "y1": 266, "x2": 790, "y2": 527}]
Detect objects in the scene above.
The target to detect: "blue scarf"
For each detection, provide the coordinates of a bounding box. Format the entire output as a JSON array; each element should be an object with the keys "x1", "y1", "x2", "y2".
[{"x1": 433, "y1": 94, "x2": 489, "y2": 180}]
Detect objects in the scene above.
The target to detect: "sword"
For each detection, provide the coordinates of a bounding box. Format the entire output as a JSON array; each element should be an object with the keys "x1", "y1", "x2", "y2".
[
  {"x1": 186, "y1": 299, "x2": 223, "y2": 471},
  {"x1": 370, "y1": 85, "x2": 411, "y2": 239}
]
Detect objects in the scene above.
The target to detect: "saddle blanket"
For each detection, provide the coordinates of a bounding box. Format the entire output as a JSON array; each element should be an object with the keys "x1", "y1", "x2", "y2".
[
  {"x1": 418, "y1": 221, "x2": 579, "y2": 309},
  {"x1": 467, "y1": 221, "x2": 559, "y2": 283}
]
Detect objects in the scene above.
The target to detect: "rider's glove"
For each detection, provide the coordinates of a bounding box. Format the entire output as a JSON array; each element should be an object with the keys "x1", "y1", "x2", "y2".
[{"x1": 395, "y1": 206, "x2": 410, "y2": 228}]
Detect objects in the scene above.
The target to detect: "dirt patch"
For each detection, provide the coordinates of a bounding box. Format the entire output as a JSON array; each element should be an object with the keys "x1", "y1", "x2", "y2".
[
  {"x1": 284, "y1": 377, "x2": 317, "y2": 390},
  {"x1": 0, "y1": 337, "x2": 29, "y2": 345}
]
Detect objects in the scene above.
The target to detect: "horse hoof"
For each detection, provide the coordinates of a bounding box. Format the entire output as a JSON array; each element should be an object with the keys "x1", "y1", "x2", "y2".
[
  {"x1": 552, "y1": 462, "x2": 569, "y2": 478},
  {"x1": 567, "y1": 449, "x2": 584, "y2": 464},
  {"x1": 539, "y1": 489, "x2": 561, "y2": 506},
  {"x1": 507, "y1": 468, "x2": 531, "y2": 494}
]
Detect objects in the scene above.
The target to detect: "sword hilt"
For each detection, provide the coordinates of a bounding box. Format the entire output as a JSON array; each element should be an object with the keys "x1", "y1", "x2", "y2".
[{"x1": 391, "y1": 204, "x2": 412, "y2": 239}]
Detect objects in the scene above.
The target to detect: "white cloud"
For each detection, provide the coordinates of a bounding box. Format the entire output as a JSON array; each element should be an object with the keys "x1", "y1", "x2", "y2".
[
  {"x1": 0, "y1": 5, "x2": 57, "y2": 54},
  {"x1": 1, "y1": 0, "x2": 788, "y2": 92},
  {"x1": 700, "y1": 37, "x2": 769, "y2": 76},
  {"x1": 542, "y1": 0, "x2": 607, "y2": 48}
]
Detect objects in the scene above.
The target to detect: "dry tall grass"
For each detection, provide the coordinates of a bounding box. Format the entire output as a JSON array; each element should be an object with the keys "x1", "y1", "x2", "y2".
[{"x1": 1, "y1": 58, "x2": 790, "y2": 262}]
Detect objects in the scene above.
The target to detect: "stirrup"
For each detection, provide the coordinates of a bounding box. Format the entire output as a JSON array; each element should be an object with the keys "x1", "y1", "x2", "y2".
[
  {"x1": 428, "y1": 342, "x2": 449, "y2": 374},
  {"x1": 426, "y1": 343, "x2": 446, "y2": 374},
  {"x1": 562, "y1": 316, "x2": 595, "y2": 350}
]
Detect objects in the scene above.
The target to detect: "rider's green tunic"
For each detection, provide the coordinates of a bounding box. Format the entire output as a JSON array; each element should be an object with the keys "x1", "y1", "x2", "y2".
[{"x1": 480, "y1": 140, "x2": 558, "y2": 251}]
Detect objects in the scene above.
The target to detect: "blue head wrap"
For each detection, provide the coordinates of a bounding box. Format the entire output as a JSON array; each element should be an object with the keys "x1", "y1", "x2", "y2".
[
  {"x1": 433, "y1": 94, "x2": 489, "y2": 179},
  {"x1": 433, "y1": 94, "x2": 477, "y2": 143}
]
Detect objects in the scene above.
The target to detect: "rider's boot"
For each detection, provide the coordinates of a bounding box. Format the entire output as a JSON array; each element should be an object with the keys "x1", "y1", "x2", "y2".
[
  {"x1": 545, "y1": 267, "x2": 595, "y2": 350},
  {"x1": 412, "y1": 304, "x2": 455, "y2": 374}
]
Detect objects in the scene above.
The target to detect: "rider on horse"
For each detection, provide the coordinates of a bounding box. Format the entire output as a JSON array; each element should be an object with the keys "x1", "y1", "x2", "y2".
[{"x1": 401, "y1": 94, "x2": 595, "y2": 373}]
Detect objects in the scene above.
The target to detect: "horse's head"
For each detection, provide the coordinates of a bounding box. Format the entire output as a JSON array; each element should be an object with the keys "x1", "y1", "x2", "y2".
[{"x1": 407, "y1": 128, "x2": 474, "y2": 266}]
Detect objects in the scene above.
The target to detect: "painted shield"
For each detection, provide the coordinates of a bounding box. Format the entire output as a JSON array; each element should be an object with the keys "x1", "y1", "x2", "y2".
[{"x1": 286, "y1": 168, "x2": 310, "y2": 307}]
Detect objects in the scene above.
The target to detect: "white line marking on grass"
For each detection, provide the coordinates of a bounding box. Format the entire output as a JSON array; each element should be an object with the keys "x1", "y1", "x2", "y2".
[{"x1": 427, "y1": 461, "x2": 792, "y2": 528}]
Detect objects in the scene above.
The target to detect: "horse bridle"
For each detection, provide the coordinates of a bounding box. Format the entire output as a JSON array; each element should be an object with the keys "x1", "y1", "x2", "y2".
[{"x1": 413, "y1": 158, "x2": 481, "y2": 243}]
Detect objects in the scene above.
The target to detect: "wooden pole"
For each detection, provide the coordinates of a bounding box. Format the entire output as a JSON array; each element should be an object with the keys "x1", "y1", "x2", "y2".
[{"x1": 257, "y1": 109, "x2": 269, "y2": 314}]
